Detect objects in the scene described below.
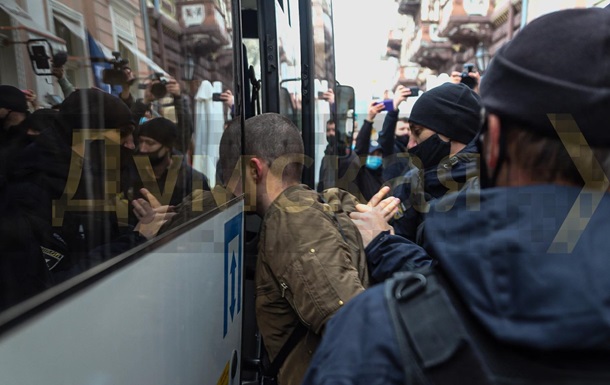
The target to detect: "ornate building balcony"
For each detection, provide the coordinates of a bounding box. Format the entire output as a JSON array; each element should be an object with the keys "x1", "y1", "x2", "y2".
[
  {"x1": 409, "y1": 23, "x2": 452, "y2": 72},
  {"x1": 178, "y1": 0, "x2": 231, "y2": 57},
  {"x1": 386, "y1": 29, "x2": 403, "y2": 59},
  {"x1": 438, "y1": 0, "x2": 494, "y2": 47}
]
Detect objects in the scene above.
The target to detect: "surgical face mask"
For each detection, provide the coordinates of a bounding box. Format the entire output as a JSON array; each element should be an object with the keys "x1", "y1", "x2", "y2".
[
  {"x1": 365, "y1": 155, "x2": 382, "y2": 170},
  {"x1": 139, "y1": 116, "x2": 149, "y2": 125},
  {"x1": 408, "y1": 134, "x2": 450, "y2": 169}
]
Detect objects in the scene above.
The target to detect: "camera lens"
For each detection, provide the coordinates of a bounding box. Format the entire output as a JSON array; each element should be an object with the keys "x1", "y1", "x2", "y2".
[{"x1": 151, "y1": 83, "x2": 167, "y2": 99}]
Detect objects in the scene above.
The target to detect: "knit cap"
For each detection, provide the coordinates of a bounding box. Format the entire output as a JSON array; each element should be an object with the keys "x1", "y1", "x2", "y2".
[
  {"x1": 480, "y1": 8, "x2": 610, "y2": 146},
  {"x1": 137, "y1": 117, "x2": 177, "y2": 148},
  {"x1": 0, "y1": 85, "x2": 28, "y2": 113},
  {"x1": 409, "y1": 82, "x2": 482, "y2": 144}
]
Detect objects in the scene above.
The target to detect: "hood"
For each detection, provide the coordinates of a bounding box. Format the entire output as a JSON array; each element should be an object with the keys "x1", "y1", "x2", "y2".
[{"x1": 423, "y1": 185, "x2": 610, "y2": 351}]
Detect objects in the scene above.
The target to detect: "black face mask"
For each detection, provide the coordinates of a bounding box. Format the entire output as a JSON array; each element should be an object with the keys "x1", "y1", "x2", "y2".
[
  {"x1": 139, "y1": 147, "x2": 167, "y2": 167},
  {"x1": 396, "y1": 135, "x2": 409, "y2": 147},
  {"x1": 408, "y1": 134, "x2": 451, "y2": 169}
]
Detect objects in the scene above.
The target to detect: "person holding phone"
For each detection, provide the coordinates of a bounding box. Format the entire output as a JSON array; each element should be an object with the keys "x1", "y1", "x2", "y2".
[
  {"x1": 377, "y1": 85, "x2": 416, "y2": 184},
  {"x1": 450, "y1": 63, "x2": 481, "y2": 93}
]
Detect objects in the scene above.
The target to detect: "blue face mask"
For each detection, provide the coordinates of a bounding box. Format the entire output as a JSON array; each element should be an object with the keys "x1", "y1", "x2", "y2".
[
  {"x1": 365, "y1": 155, "x2": 382, "y2": 170},
  {"x1": 139, "y1": 116, "x2": 149, "y2": 125}
]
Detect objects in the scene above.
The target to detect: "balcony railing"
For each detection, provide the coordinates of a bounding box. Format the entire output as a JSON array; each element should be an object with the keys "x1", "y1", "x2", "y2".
[{"x1": 438, "y1": 0, "x2": 493, "y2": 47}]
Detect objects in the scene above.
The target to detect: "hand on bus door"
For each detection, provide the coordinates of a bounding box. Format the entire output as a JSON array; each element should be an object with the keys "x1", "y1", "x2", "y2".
[{"x1": 133, "y1": 188, "x2": 177, "y2": 239}]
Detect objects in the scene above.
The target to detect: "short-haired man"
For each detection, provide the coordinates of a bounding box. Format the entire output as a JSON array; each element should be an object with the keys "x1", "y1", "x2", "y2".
[
  {"x1": 303, "y1": 8, "x2": 610, "y2": 385},
  {"x1": 220, "y1": 113, "x2": 385, "y2": 385}
]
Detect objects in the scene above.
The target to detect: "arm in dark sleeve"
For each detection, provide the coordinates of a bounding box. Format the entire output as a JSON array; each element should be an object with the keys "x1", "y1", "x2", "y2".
[
  {"x1": 365, "y1": 230, "x2": 432, "y2": 283},
  {"x1": 378, "y1": 109, "x2": 399, "y2": 158},
  {"x1": 302, "y1": 285, "x2": 404, "y2": 385},
  {"x1": 119, "y1": 92, "x2": 135, "y2": 109},
  {"x1": 131, "y1": 99, "x2": 151, "y2": 125},
  {"x1": 355, "y1": 120, "x2": 373, "y2": 156},
  {"x1": 173, "y1": 95, "x2": 194, "y2": 154}
]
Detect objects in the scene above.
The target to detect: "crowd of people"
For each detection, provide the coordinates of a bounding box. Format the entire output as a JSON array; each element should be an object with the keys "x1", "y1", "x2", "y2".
[
  {"x1": 0, "y1": 64, "x2": 224, "y2": 309},
  {"x1": 1, "y1": 6, "x2": 609, "y2": 385}
]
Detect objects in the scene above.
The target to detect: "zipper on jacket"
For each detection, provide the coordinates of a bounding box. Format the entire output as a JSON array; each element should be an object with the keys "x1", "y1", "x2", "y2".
[{"x1": 279, "y1": 280, "x2": 311, "y2": 328}]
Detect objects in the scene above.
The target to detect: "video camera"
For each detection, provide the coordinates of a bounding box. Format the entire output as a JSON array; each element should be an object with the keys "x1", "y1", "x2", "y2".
[
  {"x1": 102, "y1": 51, "x2": 130, "y2": 86},
  {"x1": 460, "y1": 63, "x2": 477, "y2": 89}
]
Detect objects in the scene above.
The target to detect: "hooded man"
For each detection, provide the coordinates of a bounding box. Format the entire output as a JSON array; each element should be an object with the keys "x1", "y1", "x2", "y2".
[
  {"x1": 0, "y1": 85, "x2": 29, "y2": 133},
  {"x1": 0, "y1": 85, "x2": 54, "y2": 310},
  {"x1": 130, "y1": 117, "x2": 210, "y2": 211},
  {"x1": 392, "y1": 82, "x2": 482, "y2": 241}
]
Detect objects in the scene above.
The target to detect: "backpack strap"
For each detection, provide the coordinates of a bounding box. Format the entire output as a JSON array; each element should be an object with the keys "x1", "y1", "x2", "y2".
[
  {"x1": 317, "y1": 193, "x2": 348, "y2": 243},
  {"x1": 263, "y1": 323, "x2": 308, "y2": 380},
  {"x1": 385, "y1": 269, "x2": 493, "y2": 385}
]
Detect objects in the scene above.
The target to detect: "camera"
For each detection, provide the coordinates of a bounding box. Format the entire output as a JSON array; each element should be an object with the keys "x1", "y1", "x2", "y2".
[
  {"x1": 212, "y1": 92, "x2": 223, "y2": 102},
  {"x1": 460, "y1": 63, "x2": 477, "y2": 89},
  {"x1": 409, "y1": 87, "x2": 420, "y2": 97},
  {"x1": 52, "y1": 51, "x2": 68, "y2": 68},
  {"x1": 102, "y1": 51, "x2": 130, "y2": 86},
  {"x1": 150, "y1": 72, "x2": 169, "y2": 99}
]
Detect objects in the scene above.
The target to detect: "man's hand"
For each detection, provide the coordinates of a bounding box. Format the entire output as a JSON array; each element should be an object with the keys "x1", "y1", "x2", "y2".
[
  {"x1": 165, "y1": 76, "x2": 181, "y2": 97},
  {"x1": 367, "y1": 101, "x2": 385, "y2": 122},
  {"x1": 349, "y1": 186, "x2": 400, "y2": 247},
  {"x1": 220, "y1": 90, "x2": 234, "y2": 109},
  {"x1": 51, "y1": 67, "x2": 64, "y2": 79},
  {"x1": 393, "y1": 85, "x2": 411, "y2": 111},
  {"x1": 120, "y1": 67, "x2": 136, "y2": 100},
  {"x1": 450, "y1": 69, "x2": 481, "y2": 92},
  {"x1": 22, "y1": 89, "x2": 39, "y2": 111},
  {"x1": 321, "y1": 88, "x2": 335, "y2": 105},
  {"x1": 133, "y1": 188, "x2": 177, "y2": 239}
]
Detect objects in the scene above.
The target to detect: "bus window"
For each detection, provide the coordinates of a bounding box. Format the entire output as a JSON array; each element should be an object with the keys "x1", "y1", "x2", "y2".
[{"x1": 0, "y1": 0, "x2": 242, "y2": 316}]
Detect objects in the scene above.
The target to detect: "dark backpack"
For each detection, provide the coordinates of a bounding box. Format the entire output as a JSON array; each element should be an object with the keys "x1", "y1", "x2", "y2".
[{"x1": 385, "y1": 268, "x2": 610, "y2": 385}]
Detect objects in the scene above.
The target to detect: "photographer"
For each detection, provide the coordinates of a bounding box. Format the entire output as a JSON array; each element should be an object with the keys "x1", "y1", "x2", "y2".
[
  {"x1": 50, "y1": 51, "x2": 75, "y2": 99},
  {"x1": 450, "y1": 63, "x2": 481, "y2": 93},
  {"x1": 117, "y1": 66, "x2": 137, "y2": 108},
  {"x1": 131, "y1": 74, "x2": 194, "y2": 156}
]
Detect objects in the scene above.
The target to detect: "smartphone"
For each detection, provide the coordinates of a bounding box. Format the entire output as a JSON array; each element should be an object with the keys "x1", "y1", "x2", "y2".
[
  {"x1": 317, "y1": 91, "x2": 325, "y2": 99},
  {"x1": 409, "y1": 87, "x2": 420, "y2": 96},
  {"x1": 375, "y1": 99, "x2": 394, "y2": 112},
  {"x1": 212, "y1": 92, "x2": 222, "y2": 102}
]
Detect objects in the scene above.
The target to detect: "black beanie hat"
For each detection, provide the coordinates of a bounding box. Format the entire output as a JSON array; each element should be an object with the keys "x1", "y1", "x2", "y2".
[
  {"x1": 409, "y1": 82, "x2": 482, "y2": 144},
  {"x1": 58, "y1": 88, "x2": 134, "y2": 131},
  {"x1": 137, "y1": 117, "x2": 177, "y2": 148},
  {"x1": 0, "y1": 85, "x2": 28, "y2": 113},
  {"x1": 480, "y1": 8, "x2": 610, "y2": 146}
]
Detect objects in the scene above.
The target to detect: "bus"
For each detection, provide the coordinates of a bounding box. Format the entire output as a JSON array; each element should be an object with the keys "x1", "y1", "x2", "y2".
[{"x1": 0, "y1": 0, "x2": 354, "y2": 383}]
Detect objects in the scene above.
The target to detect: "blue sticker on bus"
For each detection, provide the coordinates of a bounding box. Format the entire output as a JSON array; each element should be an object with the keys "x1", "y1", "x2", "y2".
[{"x1": 224, "y1": 212, "x2": 243, "y2": 338}]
